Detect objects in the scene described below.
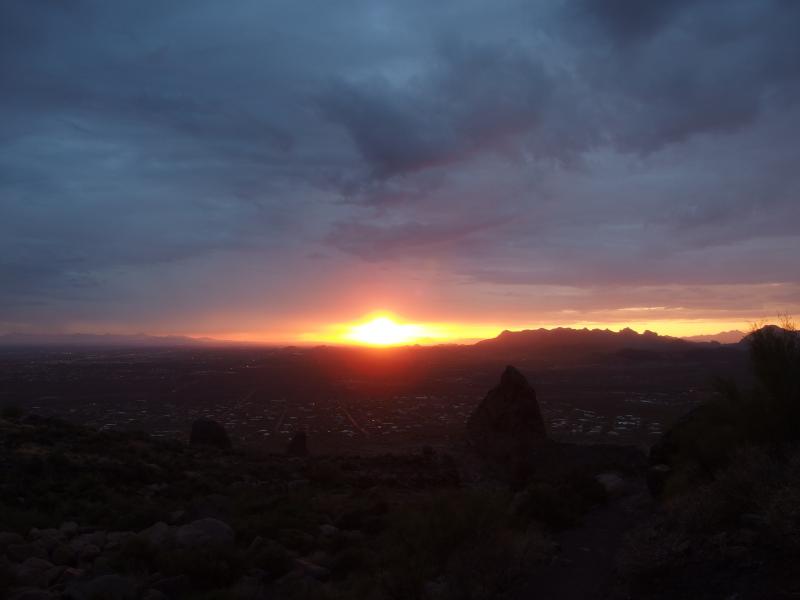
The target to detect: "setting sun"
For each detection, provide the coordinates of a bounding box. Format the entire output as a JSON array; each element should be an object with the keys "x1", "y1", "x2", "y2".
[{"x1": 344, "y1": 316, "x2": 425, "y2": 346}]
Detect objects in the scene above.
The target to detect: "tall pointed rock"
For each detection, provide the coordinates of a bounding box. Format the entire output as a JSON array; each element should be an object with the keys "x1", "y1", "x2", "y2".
[{"x1": 466, "y1": 365, "x2": 547, "y2": 459}]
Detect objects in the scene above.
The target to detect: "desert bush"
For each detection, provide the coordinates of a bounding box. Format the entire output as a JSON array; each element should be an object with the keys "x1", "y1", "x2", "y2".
[
  {"x1": 749, "y1": 318, "x2": 800, "y2": 413},
  {"x1": 0, "y1": 559, "x2": 17, "y2": 597},
  {"x1": 114, "y1": 535, "x2": 156, "y2": 574},
  {"x1": 620, "y1": 444, "x2": 800, "y2": 587},
  {"x1": 653, "y1": 320, "x2": 800, "y2": 497},
  {"x1": 511, "y1": 473, "x2": 606, "y2": 531},
  {"x1": 443, "y1": 525, "x2": 550, "y2": 600},
  {"x1": 156, "y1": 542, "x2": 244, "y2": 590},
  {"x1": 375, "y1": 489, "x2": 550, "y2": 600},
  {"x1": 307, "y1": 459, "x2": 348, "y2": 486},
  {"x1": 1, "y1": 404, "x2": 23, "y2": 419},
  {"x1": 617, "y1": 525, "x2": 692, "y2": 580},
  {"x1": 247, "y1": 538, "x2": 294, "y2": 579}
]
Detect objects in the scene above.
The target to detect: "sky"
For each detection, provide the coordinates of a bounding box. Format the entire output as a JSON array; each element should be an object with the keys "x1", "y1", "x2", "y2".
[{"x1": 1, "y1": 0, "x2": 799, "y2": 343}]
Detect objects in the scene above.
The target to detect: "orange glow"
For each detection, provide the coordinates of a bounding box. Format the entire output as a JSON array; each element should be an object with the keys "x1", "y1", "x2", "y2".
[
  {"x1": 290, "y1": 314, "x2": 756, "y2": 347},
  {"x1": 344, "y1": 316, "x2": 425, "y2": 346}
]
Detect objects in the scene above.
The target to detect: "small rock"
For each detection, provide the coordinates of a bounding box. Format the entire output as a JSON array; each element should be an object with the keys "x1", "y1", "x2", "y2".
[
  {"x1": 67, "y1": 574, "x2": 137, "y2": 600},
  {"x1": 105, "y1": 531, "x2": 135, "y2": 551},
  {"x1": 287, "y1": 479, "x2": 310, "y2": 493},
  {"x1": 29, "y1": 529, "x2": 62, "y2": 553},
  {"x1": 319, "y1": 524, "x2": 338, "y2": 538},
  {"x1": 293, "y1": 558, "x2": 330, "y2": 581},
  {"x1": 88, "y1": 531, "x2": 106, "y2": 548},
  {"x1": 646, "y1": 464, "x2": 672, "y2": 498},
  {"x1": 51, "y1": 543, "x2": 77, "y2": 566},
  {"x1": 176, "y1": 518, "x2": 234, "y2": 547},
  {"x1": 595, "y1": 472, "x2": 627, "y2": 497},
  {"x1": 79, "y1": 543, "x2": 101, "y2": 563},
  {"x1": 231, "y1": 575, "x2": 266, "y2": 597},
  {"x1": 93, "y1": 555, "x2": 113, "y2": 575},
  {"x1": 190, "y1": 418, "x2": 231, "y2": 449},
  {"x1": 0, "y1": 532, "x2": 25, "y2": 548},
  {"x1": 142, "y1": 590, "x2": 169, "y2": 600},
  {"x1": 168, "y1": 510, "x2": 187, "y2": 524},
  {"x1": 59, "y1": 522, "x2": 79, "y2": 539},
  {"x1": 150, "y1": 574, "x2": 188, "y2": 596},
  {"x1": 286, "y1": 431, "x2": 308, "y2": 457},
  {"x1": 424, "y1": 576, "x2": 446, "y2": 599},
  {"x1": 277, "y1": 529, "x2": 315, "y2": 553},
  {"x1": 139, "y1": 522, "x2": 171, "y2": 546},
  {"x1": 44, "y1": 565, "x2": 66, "y2": 587},
  {"x1": 58, "y1": 567, "x2": 85, "y2": 585},
  {"x1": 723, "y1": 545, "x2": 749, "y2": 561},
  {"x1": 739, "y1": 513, "x2": 768, "y2": 528},
  {"x1": 15, "y1": 557, "x2": 54, "y2": 587},
  {"x1": 8, "y1": 589, "x2": 57, "y2": 600},
  {"x1": 7, "y1": 542, "x2": 47, "y2": 562}
]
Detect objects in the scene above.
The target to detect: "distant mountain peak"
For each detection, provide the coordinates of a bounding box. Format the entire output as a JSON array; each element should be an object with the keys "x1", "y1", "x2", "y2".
[
  {"x1": 682, "y1": 330, "x2": 746, "y2": 344},
  {"x1": 474, "y1": 326, "x2": 684, "y2": 353},
  {"x1": 0, "y1": 332, "x2": 232, "y2": 347}
]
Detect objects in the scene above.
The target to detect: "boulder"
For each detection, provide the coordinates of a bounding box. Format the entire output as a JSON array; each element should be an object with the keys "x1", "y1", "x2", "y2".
[
  {"x1": 277, "y1": 528, "x2": 315, "y2": 553},
  {"x1": 287, "y1": 479, "x2": 310, "y2": 493},
  {"x1": 66, "y1": 574, "x2": 137, "y2": 600},
  {"x1": 646, "y1": 463, "x2": 672, "y2": 498},
  {"x1": 7, "y1": 542, "x2": 47, "y2": 562},
  {"x1": 15, "y1": 557, "x2": 54, "y2": 587},
  {"x1": 176, "y1": 518, "x2": 234, "y2": 547},
  {"x1": 51, "y1": 543, "x2": 77, "y2": 566},
  {"x1": 8, "y1": 589, "x2": 57, "y2": 600},
  {"x1": 466, "y1": 365, "x2": 548, "y2": 460},
  {"x1": 318, "y1": 524, "x2": 338, "y2": 538},
  {"x1": 286, "y1": 431, "x2": 308, "y2": 457},
  {"x1": 149, "y1": 574, "x2": 188, "y2": 597},
  {"x1": 189, "y1": 418, "x2": 231, "y2": 449},
  {"x1": 595, "y1": 472, "x2": 628, "y2": 497},
  {"x1": 59, "y1": 522, "x2": 79, "y2": 539},
  {"x1": 0, "y1": 532, "x2": 25, "y2": 549},
  {"x1": 138, "y1": 522, "x2": 172, "y2": 547},
  {"x1": 104, "y1": 532, "x2": 135, "y2": 551},
  {"x1": 293, "y1": 558, "x2": 330, "y2": 581},
  {"x1": 78, "y1": 543, "x2": 100, "y2": 563},
  {"x1": 44, "y1": 565, "x2": 66, "y2": 587}
]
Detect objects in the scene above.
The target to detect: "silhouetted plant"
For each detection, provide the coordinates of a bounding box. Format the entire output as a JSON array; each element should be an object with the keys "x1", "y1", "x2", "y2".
[
  {"x1": 747, "y1": 317, "x2": 800, "y2": 438},
  {"x1": 1, "y1": 404, "x2": 23, "y2": 419}
]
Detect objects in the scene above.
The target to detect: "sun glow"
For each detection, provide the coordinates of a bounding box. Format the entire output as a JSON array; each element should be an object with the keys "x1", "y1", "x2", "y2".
[
  {"x1": 345, "y1": 316, "x2": 426, "y2": 346},
  {"x1": 294, "y1": 312, "x2": 757, "y2": 347}
]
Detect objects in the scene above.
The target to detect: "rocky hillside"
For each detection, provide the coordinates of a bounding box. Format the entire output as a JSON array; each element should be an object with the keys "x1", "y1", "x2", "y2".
[{"x1": 0, "y1": 368, "x2": 646, "y2": 600}]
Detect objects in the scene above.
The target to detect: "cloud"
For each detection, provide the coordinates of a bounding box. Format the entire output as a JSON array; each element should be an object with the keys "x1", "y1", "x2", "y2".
[
  {"x1": 317, "y1": 38, "x2": 554, "y2": 179},
  {"x1": 0, "y1": 0, "x2": 798, "y2": 335}
]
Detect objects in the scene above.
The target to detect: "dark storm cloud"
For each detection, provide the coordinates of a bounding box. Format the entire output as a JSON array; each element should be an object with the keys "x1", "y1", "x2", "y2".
[
  {"x1": 318, "y1": 38, "x2": 554, "y2": 178},
  {"x1": 571, "y1": 0, "x2": 697, "y2": 43},
  {"x1": 0, "y1": 0, "x2": 798, "y2": 332}
]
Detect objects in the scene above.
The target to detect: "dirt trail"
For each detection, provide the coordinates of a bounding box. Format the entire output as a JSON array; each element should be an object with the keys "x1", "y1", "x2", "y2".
[{"x1": 511, "y1": 484, "x2": 651, "y2": 600}]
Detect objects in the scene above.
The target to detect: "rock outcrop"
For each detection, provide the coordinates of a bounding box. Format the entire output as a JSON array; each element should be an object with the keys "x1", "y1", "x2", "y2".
[
  {"x1": 466, "y1": 365, "x2": 548, "y2": 459},
  {"x1": 286, "y1": 431, "x2": 308, "y2": 457},
  {"x1": 176, "y1": 518, "x2": 234, "y2": 547},
  {"x1": 189, "y1": 418, "x2": 231, "y2": 450}
]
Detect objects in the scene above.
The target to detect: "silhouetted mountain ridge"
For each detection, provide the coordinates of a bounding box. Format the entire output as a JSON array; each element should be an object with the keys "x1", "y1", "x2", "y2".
[
  {"x1": 474, "y1": 326, "x2": 691, "y2": 354},
  {"x1": 0, "y1": 332, "x2": 231, "y2": 347},
  {"x1": 682, "y1": 330, "x2": 745, "y2": 344}
]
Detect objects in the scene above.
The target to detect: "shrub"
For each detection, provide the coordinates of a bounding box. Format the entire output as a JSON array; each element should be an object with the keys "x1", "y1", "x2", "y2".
[
  {"x1": 0, "y1": 559, "x2": 16, "y2": 597},
  {"x1": 1, "y1": 404, "x2": 23, "y2": 420},
  {"x1": 375, "y1": 489, "x2": 551, "y2": 600},
  {"x1": 511, "y1": 474, "x2": 607, "y2": 531},
  {"x1": 156, "y1": 543, "x2": 244, "y2": 591}
]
